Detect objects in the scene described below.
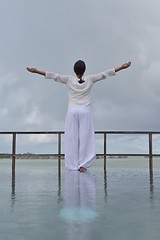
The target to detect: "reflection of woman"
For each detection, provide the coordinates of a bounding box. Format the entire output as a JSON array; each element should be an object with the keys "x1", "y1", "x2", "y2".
[
  {"x1": 59, "y1": 171, "x2": 97, "y2": 239},
  {"x1": 62, "y1": 171, "x2": 96, "y2": 219},
  {"x1": 62, "y1": 171, "x2": 96, "y2": 211},
  {"x1": 27, "y1": 60, "x2": 131, "y2": 172}
]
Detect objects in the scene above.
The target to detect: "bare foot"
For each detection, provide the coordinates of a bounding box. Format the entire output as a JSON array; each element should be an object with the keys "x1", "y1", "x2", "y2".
[{"x1": 79, "y1": 167, "x2": 87, "y2": 173}]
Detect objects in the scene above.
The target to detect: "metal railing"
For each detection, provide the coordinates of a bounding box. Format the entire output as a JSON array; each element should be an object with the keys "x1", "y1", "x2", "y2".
[{"x1": 0, "y1": 131, "x2": 160, "y2": 175}]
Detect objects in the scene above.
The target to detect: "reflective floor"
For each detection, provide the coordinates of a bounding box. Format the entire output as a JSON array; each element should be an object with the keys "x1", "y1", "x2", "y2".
[{"x1": 0, "y1": 158, "x2": 160, "y2": 240}]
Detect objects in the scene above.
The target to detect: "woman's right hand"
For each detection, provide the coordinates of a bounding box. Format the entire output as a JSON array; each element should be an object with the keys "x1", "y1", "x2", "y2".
[
  {"x1": 26, "y1": 67, "x2": 37, "y2": 73},
  {"x1": 26, "y1": 67, "x2": 46, "y2": 76}
]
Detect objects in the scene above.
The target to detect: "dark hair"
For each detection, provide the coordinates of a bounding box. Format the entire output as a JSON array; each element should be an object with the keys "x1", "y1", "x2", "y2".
[{"x1": 73, "y1": 60, "x2": 86, "y2": 77}]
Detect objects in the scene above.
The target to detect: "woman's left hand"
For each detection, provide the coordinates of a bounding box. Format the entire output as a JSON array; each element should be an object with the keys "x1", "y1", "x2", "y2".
[{"x1": 121, "y1": 62, "x2": 131, "y2": 69}]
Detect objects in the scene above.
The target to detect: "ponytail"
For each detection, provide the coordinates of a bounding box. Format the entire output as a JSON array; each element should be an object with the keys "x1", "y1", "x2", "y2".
[{"x1": 78, "y1": 74, "x2": 85, "y2": 84}]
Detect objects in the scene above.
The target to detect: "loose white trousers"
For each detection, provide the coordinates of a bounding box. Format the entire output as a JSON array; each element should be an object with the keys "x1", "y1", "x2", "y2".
[{"x1": 64, "y1": 105, "x2": 96, "y2": 170}]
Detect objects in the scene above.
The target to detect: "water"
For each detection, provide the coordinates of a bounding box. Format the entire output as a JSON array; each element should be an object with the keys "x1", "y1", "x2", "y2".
[{"x1": 0, "y1": 158, "x2": 160, "y2": 240}]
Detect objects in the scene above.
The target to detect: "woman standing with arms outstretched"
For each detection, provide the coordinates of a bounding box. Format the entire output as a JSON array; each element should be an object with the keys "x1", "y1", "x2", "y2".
[{"x1": 27, "y1": 60, "x2": 131, "y2": 172}]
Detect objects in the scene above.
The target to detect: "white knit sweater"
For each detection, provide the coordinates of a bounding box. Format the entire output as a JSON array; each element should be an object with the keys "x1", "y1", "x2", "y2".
[{"x1": 45, "y1": 68, "x2": 116, "y2": 106}]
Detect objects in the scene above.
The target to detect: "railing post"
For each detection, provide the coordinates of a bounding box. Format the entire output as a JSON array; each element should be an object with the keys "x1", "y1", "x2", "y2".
[
  {"x1": 12, "y1": 133, "x2": 16, "y2": 172},
  {"x1": 58, "y1": 132, "x2": 61, "y2": 175},
  {"x1": 149, "y1": 133, "x2": 153, "y2": 176},
  {"x1": 104, "y1": 132, "x2": 107, "y2": 172}
]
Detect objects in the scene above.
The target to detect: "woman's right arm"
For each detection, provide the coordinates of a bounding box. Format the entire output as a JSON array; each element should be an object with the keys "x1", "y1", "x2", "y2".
[
  {"x1": 26, "y1": 67, "x2": 46, "y2": 76},
  {"x1": 27, "y1": 67, "x2": 70, "y2": 84}
]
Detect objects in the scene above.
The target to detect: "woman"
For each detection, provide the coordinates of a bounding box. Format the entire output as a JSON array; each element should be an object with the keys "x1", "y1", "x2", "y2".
[{"x1": 27, "y1": 60, "x2": 131, "y2": 172}]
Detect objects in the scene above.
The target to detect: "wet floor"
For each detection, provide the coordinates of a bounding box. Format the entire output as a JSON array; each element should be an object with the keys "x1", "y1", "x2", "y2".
[{"x1": 0, "y1": 158, "x2": 160, "y2": 240}]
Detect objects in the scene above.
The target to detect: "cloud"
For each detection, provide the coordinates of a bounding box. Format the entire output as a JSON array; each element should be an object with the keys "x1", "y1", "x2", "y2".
[{"x1": 1, "y1": 0, "x2": 160, "y2": 153}]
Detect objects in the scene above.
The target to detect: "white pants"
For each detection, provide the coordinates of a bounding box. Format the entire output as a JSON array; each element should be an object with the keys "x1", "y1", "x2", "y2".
[{"x1": 64, "y1": 105, "x2": 96, "y2": 170}]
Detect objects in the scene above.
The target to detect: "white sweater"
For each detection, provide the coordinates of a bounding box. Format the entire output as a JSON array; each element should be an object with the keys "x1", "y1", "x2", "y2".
[{"x1": 45, "y1": 68, "x2": 116, "y2": 106}]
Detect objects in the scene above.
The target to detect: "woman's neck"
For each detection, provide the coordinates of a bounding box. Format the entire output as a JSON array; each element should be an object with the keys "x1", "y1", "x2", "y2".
[{"x1": 77, "y1": 74, "x2": 85, "y2": 84}]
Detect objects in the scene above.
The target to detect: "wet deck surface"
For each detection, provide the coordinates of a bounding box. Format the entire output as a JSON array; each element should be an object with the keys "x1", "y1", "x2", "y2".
[{"x1": 0, "y1": 158, "x2": 160, "y2": 240}]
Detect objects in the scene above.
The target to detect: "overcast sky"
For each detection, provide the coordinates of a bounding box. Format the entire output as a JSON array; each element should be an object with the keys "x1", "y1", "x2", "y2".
[{"x1": 1, "y1": 0, "x2": 160, "y2": 154}]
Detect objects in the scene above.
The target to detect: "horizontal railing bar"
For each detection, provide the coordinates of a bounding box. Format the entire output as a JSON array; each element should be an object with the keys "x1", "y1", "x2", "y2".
[
  {"x1": 0, "y1": 131, "x2": 65, "y2": 135},
  {"x1": 2, "y1": 153, "x2": 160, "y2": 157},
  {"x1": 1, "y1": 131, "x2": 160, "y2": 135},
  {"x1": 0, "y1": 154, "x2": 64, "y2": 156},
  {"x1": 96, "y1": 154, "x2": 160, "y2": 157},
  {"x1": 95, "y1": 131, "x2": 160, "y2": 134}
]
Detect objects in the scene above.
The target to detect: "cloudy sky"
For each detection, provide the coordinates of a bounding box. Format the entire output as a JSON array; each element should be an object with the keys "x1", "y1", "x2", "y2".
[{"x1": 1, "y1": 0, "x2": 160, "y2": 154}]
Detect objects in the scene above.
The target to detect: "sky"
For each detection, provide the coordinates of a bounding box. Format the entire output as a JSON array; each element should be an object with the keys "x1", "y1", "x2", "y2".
[{"x1": 1, "y1": 0, "x2": 160, "y2": 154}]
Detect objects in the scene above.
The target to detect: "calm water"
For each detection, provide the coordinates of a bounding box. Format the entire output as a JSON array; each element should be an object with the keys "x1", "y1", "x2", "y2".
[{"x1": 0, "y1": 158, "x2": 160, "y2": 240}]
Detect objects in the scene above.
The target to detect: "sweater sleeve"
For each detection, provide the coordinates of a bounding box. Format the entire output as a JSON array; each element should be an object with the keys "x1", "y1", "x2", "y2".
[
  {"x1": 89, "y1": 68, "x2": 116, "y2": 83},
  {"x1": 45, "y1": 72, "x2": 70, "y2": 84}
]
